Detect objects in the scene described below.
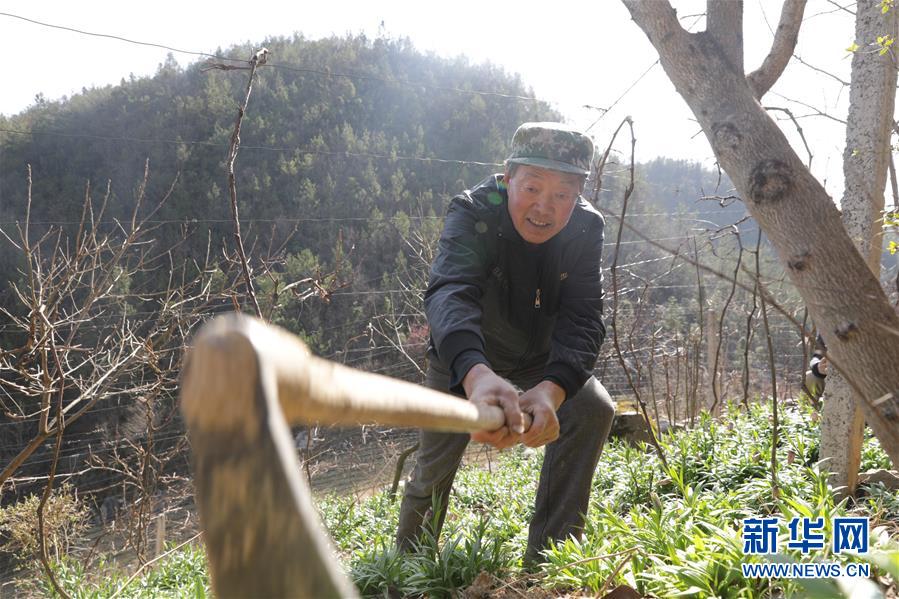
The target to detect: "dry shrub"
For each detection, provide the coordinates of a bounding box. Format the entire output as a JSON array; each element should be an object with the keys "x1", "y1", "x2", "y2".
[{"x1": 0, "y1": 483, "x2": 87, "y2": 567}]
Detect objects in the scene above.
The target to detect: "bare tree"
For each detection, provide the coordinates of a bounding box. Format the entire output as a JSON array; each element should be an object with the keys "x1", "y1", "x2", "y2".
[
  {"x1": 223, "y1": 49, "x2": 267, "y2": 319},
  {"x1": 621, "y1": 0, "x2": 899, "y2": 466},
  {"x1": 0, "y1": 164, "x2": 192, "y2": 487},
  {"x1": 0, "y1": 163, "x2": 278, "y2": 578}
]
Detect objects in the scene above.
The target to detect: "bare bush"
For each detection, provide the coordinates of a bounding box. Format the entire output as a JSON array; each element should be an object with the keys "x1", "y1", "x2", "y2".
[{"x1": 0, "y1": 483, "x2": 86, "y2": 567}]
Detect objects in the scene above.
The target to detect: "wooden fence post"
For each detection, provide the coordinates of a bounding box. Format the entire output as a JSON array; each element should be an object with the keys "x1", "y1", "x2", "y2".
[{"x1": 154, "y1": 511, "x2": 166, "y2": 558}]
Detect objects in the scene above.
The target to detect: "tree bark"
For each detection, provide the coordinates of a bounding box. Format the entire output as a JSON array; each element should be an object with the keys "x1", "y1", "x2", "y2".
[
  {"x1": 821, "y1": 0, "x2": 898, "y2": 496},
  {"x1": 621, "y1": 0, "x2": 899, "y2": 466},
  {"x1": 707, "y1": 0, "x2": 744, "y2": 75}
]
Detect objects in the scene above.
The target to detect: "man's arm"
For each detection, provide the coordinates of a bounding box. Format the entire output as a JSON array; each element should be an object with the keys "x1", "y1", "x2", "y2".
[
  {"x1": 424, "y1": 196, "x2": 493, "y2": 391},
  {"x1": 426, "y1": 193, "x2": 530, "y2": 448}
]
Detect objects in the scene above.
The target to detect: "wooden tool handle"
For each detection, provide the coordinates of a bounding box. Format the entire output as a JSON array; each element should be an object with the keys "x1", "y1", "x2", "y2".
[{"x1": 182, "y1": 314, "x2": 532, "y2": 435}]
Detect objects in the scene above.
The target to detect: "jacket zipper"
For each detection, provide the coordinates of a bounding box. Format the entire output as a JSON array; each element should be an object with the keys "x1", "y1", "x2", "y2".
[{"x1": 513, "y1": 262, "x2": 542, "y2": 371}]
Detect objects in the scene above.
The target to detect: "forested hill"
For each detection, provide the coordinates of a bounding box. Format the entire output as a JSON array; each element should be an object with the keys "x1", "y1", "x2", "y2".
[
  {"x1": 0, "y1": 33, "x2": 732, "y2": 360},
  {"x1": 0, "y1": 33, "x2": 556, "y2": 235},
  {"x1": 638, "y1": 158, "x2": 735, "y2": 213},
  {"x1": 0, "y1": 34, "x2": 561, "y2": 346}
]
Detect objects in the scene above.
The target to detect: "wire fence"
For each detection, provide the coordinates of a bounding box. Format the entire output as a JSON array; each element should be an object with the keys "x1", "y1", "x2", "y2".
[{"x1": 2, "y1": 9, "x2": 893, "y2": 591}]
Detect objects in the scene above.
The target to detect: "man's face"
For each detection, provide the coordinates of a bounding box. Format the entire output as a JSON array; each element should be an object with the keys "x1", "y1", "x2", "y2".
[{"x1": 505, "y1": 165, "x2": 584, "y2": 244}]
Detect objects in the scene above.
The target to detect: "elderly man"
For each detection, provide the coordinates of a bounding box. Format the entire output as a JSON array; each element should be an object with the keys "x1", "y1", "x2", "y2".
[{"x1": 396, "y1": 122, "x2": 615, "y2": 565}]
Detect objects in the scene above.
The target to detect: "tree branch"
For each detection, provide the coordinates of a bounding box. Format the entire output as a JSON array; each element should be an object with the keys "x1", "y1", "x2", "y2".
[
  {"x1": 825, "y1": 0, "x2": 856, "y2": 16},
  {"x1": 226, "y1": 52, "x2": 265, "y2": 319},
  {"x1": 603, "y1": 116, "x2": 669, "y2": 471},
  {"x1": 747, "y1": 0, "x2": 808, "y2": 99},
  {"x1": 710, "y1": 228, "x2": 743, "y2": 414},
  {"x1": 707, "y1": 0, "x2": 745, "y2": 75},
  {"x1": 36, "y1": 339, "x2": 70, "y2": 599},
  {"x1": 793, "y1": 54, "x2": 850, "y2": 87},
  {"x1": 758, "y1": 230, "x2": 780, "y2": 500},
  {"x1": 622, "y1": 1, "x2": 687, "y2": 50},
  {"x1": 764, "y1": 105, "x2": 814, "y2": 167}
]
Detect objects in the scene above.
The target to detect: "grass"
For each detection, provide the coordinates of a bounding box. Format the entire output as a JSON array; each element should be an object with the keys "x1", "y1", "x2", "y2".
[
  {"x1": 36, "y1": 543, "x2": 210, "y2": 598},
  {"x1": 38, "y1": 401, "x2": 899, "y2": 598}
]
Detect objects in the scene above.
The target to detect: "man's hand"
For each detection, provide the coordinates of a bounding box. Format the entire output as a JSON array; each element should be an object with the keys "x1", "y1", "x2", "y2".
[
  {"x1": 519, "y1": 381, "x2": 565, "y2": 448},
  {"x1": 463, "y1": 364, "x2": 524, "y2": 449}
]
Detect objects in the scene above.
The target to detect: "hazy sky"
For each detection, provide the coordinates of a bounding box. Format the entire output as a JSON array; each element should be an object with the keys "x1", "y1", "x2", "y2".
[{"x1": 0, "y1": 1, "x2": 860, "y2": 197}]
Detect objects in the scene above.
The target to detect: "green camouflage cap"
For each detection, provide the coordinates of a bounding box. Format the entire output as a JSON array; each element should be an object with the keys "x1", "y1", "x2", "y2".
[{"x1": 506, "y1": 122, "x2": 594, "y2": 176}]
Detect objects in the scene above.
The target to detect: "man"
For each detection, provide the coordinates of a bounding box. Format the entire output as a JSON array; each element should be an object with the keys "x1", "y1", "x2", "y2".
[
  {"x1": 396, "y1": 122, "x2": 615, "y2": 566},
  {"x1": 805, "y1": 333, "x2": 827, "y2": 399}
]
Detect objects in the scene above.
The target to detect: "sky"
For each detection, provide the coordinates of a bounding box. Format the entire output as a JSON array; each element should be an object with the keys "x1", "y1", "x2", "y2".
[{"x1": 0, "y1": 1, "x2": 861, "y2": 198}]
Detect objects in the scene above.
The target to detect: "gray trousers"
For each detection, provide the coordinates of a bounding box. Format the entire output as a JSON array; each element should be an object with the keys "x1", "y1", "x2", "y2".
[{"x1": 396, "y1": 361, "x2": 615, "y2": 564}]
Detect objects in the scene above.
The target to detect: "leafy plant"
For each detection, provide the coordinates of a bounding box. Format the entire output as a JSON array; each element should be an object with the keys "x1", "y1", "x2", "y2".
[{"x1": 31, "y1": 402, "x2": 897, "y2": 598}]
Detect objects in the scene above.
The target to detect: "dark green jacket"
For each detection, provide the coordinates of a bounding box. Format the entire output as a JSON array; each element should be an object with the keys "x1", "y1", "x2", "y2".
[{"x1": 425, "y1": 174, "x2": 606, "y2": 398}]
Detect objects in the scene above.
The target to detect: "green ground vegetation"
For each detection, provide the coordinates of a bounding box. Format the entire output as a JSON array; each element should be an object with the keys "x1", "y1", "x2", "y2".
[{"x1": 39, "y1": 402, "x2": 899, "y2": 598}]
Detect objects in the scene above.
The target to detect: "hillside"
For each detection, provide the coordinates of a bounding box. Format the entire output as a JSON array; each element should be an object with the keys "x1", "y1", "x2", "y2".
[
  {"x1": 0, "y1": 33, "x2": 759, "y2": 371},
  {"x1": 0, "y1": 34, "x2": 556, "y2": 327},
  {"x1": 22, "y1": 404, "x2": 899, "y2": 598},
  {"x1": 1, "y1": 32, "x2": 874, "y2": 597}
]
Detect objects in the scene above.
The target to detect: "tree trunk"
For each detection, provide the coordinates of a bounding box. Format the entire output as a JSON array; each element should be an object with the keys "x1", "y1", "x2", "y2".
[
  {"x1": 621, "y1": 0, "x2": 899, "y2": 466},
  {"x1": 821, "y1": 0, "x2": 898, "y2": 496}
]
